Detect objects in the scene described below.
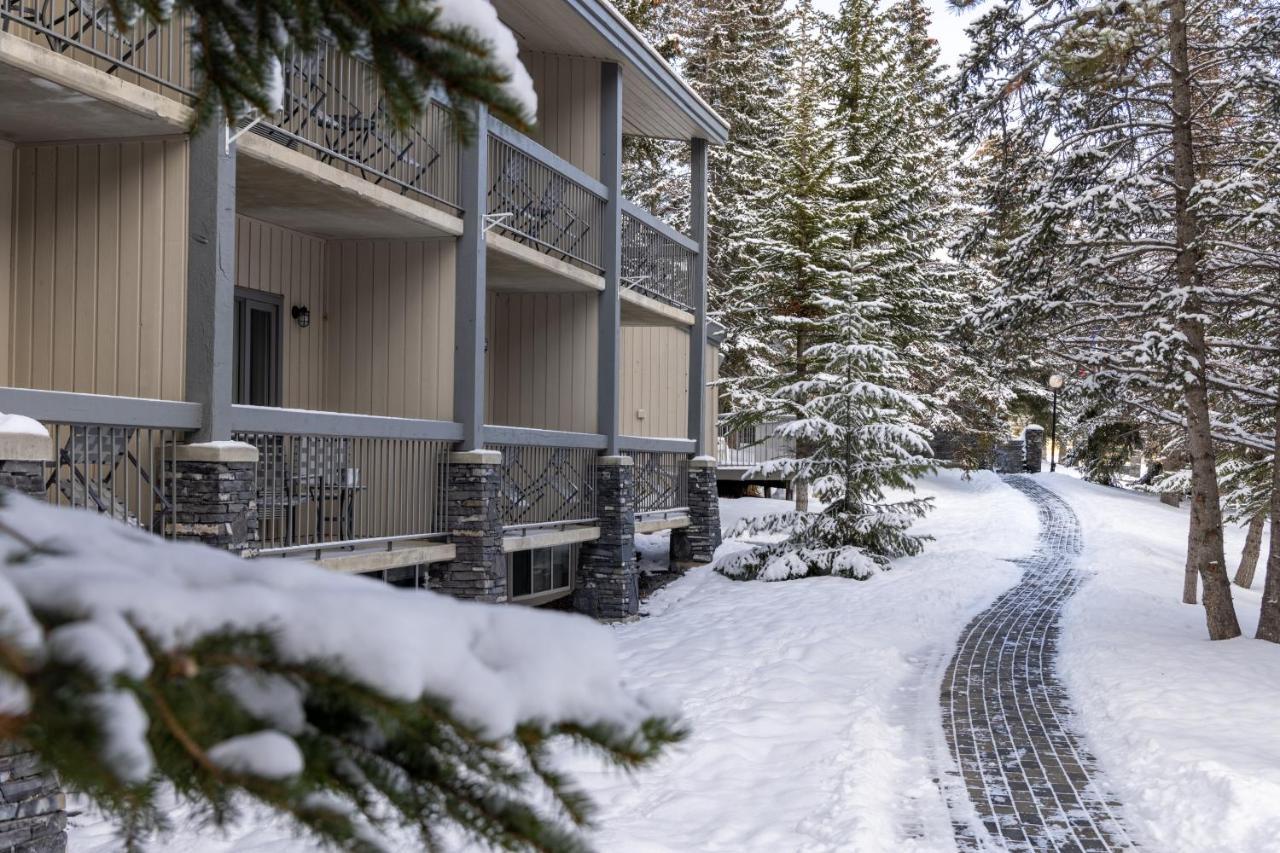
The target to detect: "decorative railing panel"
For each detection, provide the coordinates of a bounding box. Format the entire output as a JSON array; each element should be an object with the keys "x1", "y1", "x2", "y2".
[
  {"x1": 39, "y1": 422, "x2": 182, "y2": 538},
  {"x1": 1, "y1": 0, "x2": 194, "y2": 98},
  {"x1": 232, "y1": 431, "x2": 450, "y2": 555},
  {"x1": 487, "y1": 128, "x2": 605, "y2": 271},
  {"x1": 487, "y1": 443, "x2": 598, "y2": 528},
  {"x1": 621, "y1": 209, "x2": 695, "y2": 310},
  {"x1": 718, "y1": 423, "x2": 795, "y2": 468},
  {"x1": 251, "y1": 42, "x2": 460, "y2": 209},
  {"x1": 630, "y1": 451, "x2": 689, "y2": 514}
]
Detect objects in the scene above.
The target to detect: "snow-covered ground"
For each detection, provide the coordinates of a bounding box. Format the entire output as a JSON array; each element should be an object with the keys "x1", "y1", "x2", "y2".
[
  {"x1": 70, "y1": 469, "x2": 1035, "y2": 852},
  {"x1": 1045, "y1": 473, "x2": 1280, "y2": 853},
  {"x1": 69, "y1": 469, "x2": 1280, "y2": 853},
  {"x1": 558, "y1": 469, "x2": 1037, "y2": 852}
]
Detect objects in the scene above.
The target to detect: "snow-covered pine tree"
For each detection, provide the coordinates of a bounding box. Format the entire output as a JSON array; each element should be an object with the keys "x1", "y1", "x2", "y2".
[
  {"x1": 718, "y1": 2, "x2": 934, "y2": 580},
  {"x1": 718, "y1": 295, "x2": 935, "y2": 580},
  {"x1": 676, "y1": 0, "x2": 793, "y2": 381},
  {"x1": 954, "y1": 0, "x2": 1280, "y2": 639},
  {"x1": 112, "y1": 0, "x2": 535, "y2": 131}
]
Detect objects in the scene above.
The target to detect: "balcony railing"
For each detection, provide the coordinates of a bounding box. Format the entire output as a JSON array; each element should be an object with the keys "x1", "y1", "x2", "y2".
[
  {"x1": 230, "y1": 406, "x2": 455, "y2": 557},
  {"x1": 249, "y1": 41, "x2": 460, "y2": 210},
  {"x1": 621, "y1": 201, "x2": 696, "y2": 311},
  {"x1": 629, "y1": 450, "x2": 689, "y2": 515},
  {"x1": 487, "y1": 120, "x2": 606, "y2": 272},
  {"x1": 1, "y1": 0, "x2": 194, "y2": 98},
  {"x1": 486, "y1": 428, "x2": 600, "y2": 529},
  {"x1": 719, "y1": 422, "x2": 794, "y2": 469}
]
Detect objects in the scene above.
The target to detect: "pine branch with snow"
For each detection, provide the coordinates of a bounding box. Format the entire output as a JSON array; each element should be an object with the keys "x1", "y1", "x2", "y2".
[
  {"x1": 0, "y1": 492, "x2": 682, "y2": 852},
  {"x1": 106, "y1": 0, "x2": 536, "y2": 133}
]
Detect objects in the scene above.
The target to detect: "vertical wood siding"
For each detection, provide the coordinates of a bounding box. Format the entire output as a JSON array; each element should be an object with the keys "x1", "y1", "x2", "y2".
[
  {"x1": 235, "y1": 215, "x2": 327, "y2": 410},
  {"x1": 706, "y1": 341, "x2": 720, "y2": 453},
  {"x1": 7, "y1": 138, "x2": 187, "y2": 399},
  {"x1": 620, "y1": 325, "x2": 689, "y2": 438},
  {"x1": 485, "y1": 292, "x2": 598, "y2": 432},
  {"x1": 520, "y1": 50, "x2": 602, "y2": 181},
  {"x1": 325, "y1": 239, "x2": 454, "y2": 420},
  {"x1": 0, "y1": 141, "x2": 13, "y2": 386}
]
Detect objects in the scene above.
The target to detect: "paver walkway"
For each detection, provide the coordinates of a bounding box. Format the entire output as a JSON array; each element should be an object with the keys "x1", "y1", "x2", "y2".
[{"x1": 940, "y1": 475, "x2": 1136, "y2": 851}]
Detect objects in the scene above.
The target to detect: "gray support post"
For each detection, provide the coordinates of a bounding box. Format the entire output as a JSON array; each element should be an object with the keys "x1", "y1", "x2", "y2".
[
  {"x1": 186, "y1": 114, "x2": 237, "y2": 442},
  {"x1": 454, "y1": 104, "x2": 489, "y2": 451},
  {"x1": 598, "y1": 62, "x2": 623, "y2": 456},
  {"x1": 688, "y1": 138, "x2": 709, "y2": 455}
]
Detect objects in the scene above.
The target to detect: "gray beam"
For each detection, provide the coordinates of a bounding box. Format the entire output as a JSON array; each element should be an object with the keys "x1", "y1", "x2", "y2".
[
  {"x1": 229, "y1": 404, "x2": 464, "y2": 441},
  {"x1": 598, "y1": 62, "x2": 623, "y2": 456},
  {"x1": 186, "y1": 114, "x2": 236, "y2": 441},
  {"x1": 618, "y1": 434, "x2": 697, "y2": 454},
  {"x1": 454, "y1": 104, "x2": 489, "y2": 451},
  {"x1": 688, "y1": 138, "x2": 709, "y2": 455},
  {"x1": 483, "y1": 425, "x2": 608, "y2": 450},
  {"x1": 0, "y1": 388, "x2": 202, "y2": 430}
]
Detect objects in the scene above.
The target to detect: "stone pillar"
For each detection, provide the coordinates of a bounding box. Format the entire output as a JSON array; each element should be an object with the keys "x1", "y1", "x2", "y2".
[
  {"x1": 0, "y1": 418, "x2": 52, "y2": 500},
  {"x1": 0, "y1": 424, "x2": 65, "y2": 853},
  {"x1": 164, "y1": 442, "x2": 259, "y2": 552},
  {"x1": 670, "y1": 456, "x2": 721, "y2": 569},
  {"x1": 436, "y1": 450, "x2": 506, "y2": 602},
  {"x1": 995, "y1": 439, "x2": 1026, "y2": 474},
  {"x1": 1023, "y1": 425, "x2": 1044, "y2": 473},
  {"x1": 574, "y1": 456, "x2": 637, "y2": 619}
]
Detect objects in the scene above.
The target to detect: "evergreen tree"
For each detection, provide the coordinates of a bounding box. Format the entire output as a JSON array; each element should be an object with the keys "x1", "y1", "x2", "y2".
[
  {"x1": 718, "y1": 2, "x2": 934, "y2": 579},
  {"x1": 954, "y1": 0, "x2": 1280, "y2": 639}
]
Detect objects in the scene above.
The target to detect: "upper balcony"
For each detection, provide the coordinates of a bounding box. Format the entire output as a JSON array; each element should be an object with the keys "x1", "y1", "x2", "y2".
[{"x1": 0, "y1": 0, "x2": 718, "y2": 320}]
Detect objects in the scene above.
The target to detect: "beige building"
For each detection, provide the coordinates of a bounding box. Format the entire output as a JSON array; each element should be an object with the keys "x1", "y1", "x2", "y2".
[{"x1": 0, "y1": 0, "x2": 728, "y2": 611}]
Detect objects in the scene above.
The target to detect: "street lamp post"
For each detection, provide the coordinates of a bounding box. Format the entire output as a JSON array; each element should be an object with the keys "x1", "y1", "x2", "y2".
[{"x1": 1048, "y1": 373, "x2": 1065, "y2": 472}]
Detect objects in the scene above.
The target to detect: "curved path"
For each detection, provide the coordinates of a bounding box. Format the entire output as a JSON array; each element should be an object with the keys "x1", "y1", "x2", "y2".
[{"x1": 940, "y1": 475, "x2": 1136, "y2": 851}]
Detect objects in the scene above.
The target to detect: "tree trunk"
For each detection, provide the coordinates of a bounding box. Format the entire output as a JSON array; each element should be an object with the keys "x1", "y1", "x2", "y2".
[
  {"x1": 1233, "y1": 512, "x2": 1266, "y2": 589},
  {"x1": 1256, "y1": 404, "x2": 1280, "y2": 642},
  {"x1": 1168, "y1": 0, "x2": 1240, "y2": 638}
]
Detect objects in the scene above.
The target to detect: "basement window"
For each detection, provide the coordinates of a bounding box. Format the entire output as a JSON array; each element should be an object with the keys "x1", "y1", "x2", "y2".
[{"x1": 509, "y1": 544, "x2": 574, "y2": 603}]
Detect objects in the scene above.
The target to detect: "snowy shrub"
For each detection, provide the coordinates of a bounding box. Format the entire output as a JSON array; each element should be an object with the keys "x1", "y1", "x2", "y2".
[{"x1": 0, "y1": 492, "x2": 682, "y2": 851}]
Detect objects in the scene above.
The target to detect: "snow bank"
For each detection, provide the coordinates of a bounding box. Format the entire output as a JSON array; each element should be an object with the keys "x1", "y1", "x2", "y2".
[
  {"x1": 1045, "y1": 474, "x2": 1280, "y2": 853},
  {"x1": 560, "y1": 469, "x2": 1037, "y2": 852},
  {"x1": 0, "y1": 493, "x2": 654, "y2": 779}
]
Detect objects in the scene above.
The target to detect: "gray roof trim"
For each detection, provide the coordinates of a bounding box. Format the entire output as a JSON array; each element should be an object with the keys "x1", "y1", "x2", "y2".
[{"x1": 566, "y1": 0, "x2": 729, "y2": 144}]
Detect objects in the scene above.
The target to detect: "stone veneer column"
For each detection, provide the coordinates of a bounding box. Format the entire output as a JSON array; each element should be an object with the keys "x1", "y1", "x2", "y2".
[
  {"x1": 436, "y1": 450, "x2": 506, "y2": 602},
  {"x1": 0, "y1": 422, "x2": 66, "y2": 853},
  {"x1": 0, "y1": 419, "x2": 51, "y2": 500},
  {"x1": 670, "y1": 456, "x2": 722, "y2": 569},
  {"x1": 574, "y1": 456, "x2": 637, "y2": 619},
  {"x1": 1023, "y1": 425, "x2": 1045, "y2": 474},
  {"x1": 164, "y1": 442, "x2": 259, "y2": 552}
]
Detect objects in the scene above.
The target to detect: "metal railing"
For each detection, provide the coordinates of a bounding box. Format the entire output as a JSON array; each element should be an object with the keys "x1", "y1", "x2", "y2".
[
  {"x1": 250, "y1": 41, "x2": 460, "y2": 210},
  {"x1": 621, "y1": 204, "x2": 695, "y2": 310},
  {"x1": 232, "y1": 430, "x2": 450, "y2": 557},
  {"x1": 718, "y1": 422, "x2": 795, "y2": 469},
  {"x1": 487, "y1": 443, "x2": 598, "y2": 529},
  {"x1": 40, "y1": 422, "x2": 183, "y2": 538},
  {"x1": 630, "y1": 450, "x2": 689, "y2": 515},
  {"x1": 1, "y1": 0, "x2": 194, "y2": 97},
  {"x1": 487, "y1": 122, "x2": 606, "y2": 272}
]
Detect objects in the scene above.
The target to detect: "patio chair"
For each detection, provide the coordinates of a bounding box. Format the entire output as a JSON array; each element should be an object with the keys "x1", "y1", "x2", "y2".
[{"x1": 46, "y1": 425, "x2": 171, "y2": 533}]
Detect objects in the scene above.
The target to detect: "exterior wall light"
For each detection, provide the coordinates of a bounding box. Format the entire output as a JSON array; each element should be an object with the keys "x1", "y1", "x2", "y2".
[{"x1": 291, "y1": 305, "x2": 311, "y2": 328}]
